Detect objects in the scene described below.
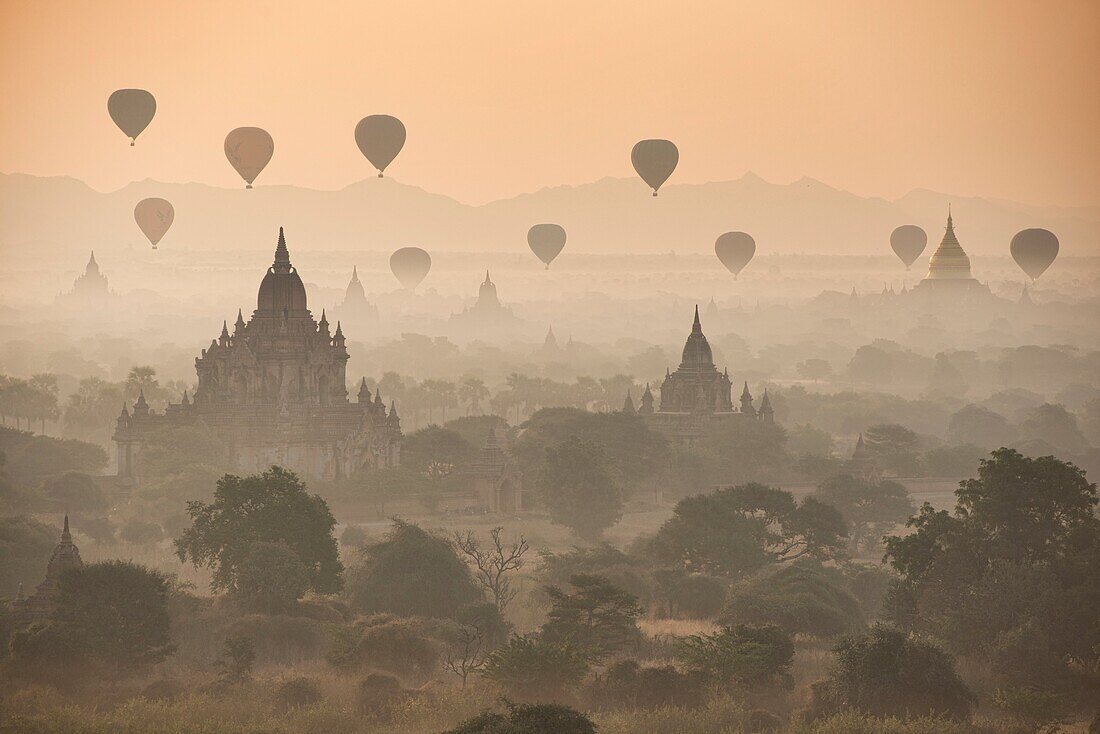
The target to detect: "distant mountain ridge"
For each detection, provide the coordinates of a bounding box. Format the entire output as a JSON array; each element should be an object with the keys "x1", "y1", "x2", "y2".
[{"x1": 1, "y1": 171, "x2": 1097, "y2": 257}]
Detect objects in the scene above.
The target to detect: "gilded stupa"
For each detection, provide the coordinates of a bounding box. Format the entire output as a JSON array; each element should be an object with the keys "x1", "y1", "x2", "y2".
[{"x1": 913, "y1": 209, "x2": 988, "y2": 295}]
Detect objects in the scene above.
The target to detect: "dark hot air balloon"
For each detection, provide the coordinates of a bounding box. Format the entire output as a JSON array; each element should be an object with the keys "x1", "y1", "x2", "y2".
[
  {"x1": 355, "y1": 115, "x2": 406, "y2": 177},
  {"x1": 631, "y1": 139, "x2": 678, "y2": 196},
  {"x1": 890, "y1": 225, "x2": 928, "y2": 270},
  {"x1": 390, "y1": 247, "x2": 431, "y2": 290},
  {"x1": 714, "y1": 232, "x2": 756, "y2": 279},
  {"x1": 108, "y1": 89, "x2": 156, "y2": 145},
  {"x1": 1011, "y1": 228, "x2": 1059, "y2": 280},
  {"x1": 527, "y1": 224, "x2": 567, "y2": 269},
  {"x1": 134, "y1": 198, "x2": 175, "y2": 249},
  {"x1": 224, "y1": 127, "x2": 274, "y2": 188}
]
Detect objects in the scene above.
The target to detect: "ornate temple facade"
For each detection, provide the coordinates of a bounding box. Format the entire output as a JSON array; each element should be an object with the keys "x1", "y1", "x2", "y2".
[
  {"x1": 55, "y1": 252, "x2": 113, "y2": 307},
  {"x1": 114, "y1": 229, "x2": 402, "y2": 481},
  {"x1": 641, "y1": 307, "x2": 772, "y2": 442},
  {"x1": 913, "y1": 211, "x2": 990, "y2": 296},
  {"x1": 12, "y1": 515, "x2": 83, "y2": 626}
]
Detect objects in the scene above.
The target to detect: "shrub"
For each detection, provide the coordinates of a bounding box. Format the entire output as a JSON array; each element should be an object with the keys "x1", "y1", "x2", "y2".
[
  {"x1": 991, "y1": 686, "x2": 1066, "y2": 730},
  {"x1": 586, "y1": 659, "x2": 710, "y2": 710},
  {"x1": 327, "y1": 615, "x2": 444, "y2": 680},
  {"x1": 482, "y1": 634, "x2": 590, "y2": 702},
  {"x1": 277, "y1": 676, "x2": 323, "y2": 709},
  {"x1": 357, "y1": 672, "x2": 406, "y2": 717},
  {"x1": 38, "y1": 471, "x2": 107, "y2": 512},
  {"x1": 444, "y1": 701, "x2": 596, "y2": 734},
  {"x1": 340, "y1": 525, "x2": 368, "y2": 547},
  {"x1": 675, "y1": 623, "x2": 794, "y2": 690},
  {"x1": 722, "y1": 561, "x2": 864, "y2": 637},
  {"x1": 653, "y1": 569, "x2": 727, "y2": 619},
  {"x1": 807, "y1": 625, "x2": 972, "y2": 721},
  {"x1": 345, "y1": 520, "x2": 480, "y2": 619}
]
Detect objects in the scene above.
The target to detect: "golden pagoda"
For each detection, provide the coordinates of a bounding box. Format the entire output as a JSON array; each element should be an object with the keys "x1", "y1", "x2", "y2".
[{"x1": 913, "y1": 209, "x2": 988, "y2": 295}]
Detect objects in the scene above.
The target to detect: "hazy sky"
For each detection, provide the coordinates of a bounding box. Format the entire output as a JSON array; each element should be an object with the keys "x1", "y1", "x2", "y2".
[{"x1": 2, "y1": 0, "x2": 1098, "y2": 207}]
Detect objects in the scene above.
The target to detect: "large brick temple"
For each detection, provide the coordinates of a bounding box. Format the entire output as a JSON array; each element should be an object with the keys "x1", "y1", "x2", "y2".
[{"x1": 114, "y1": 228, "x2": 402, "y2": 481}]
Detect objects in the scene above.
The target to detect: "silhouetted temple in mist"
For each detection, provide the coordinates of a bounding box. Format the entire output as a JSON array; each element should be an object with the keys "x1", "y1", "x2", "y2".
[
  {"x1": 114, "y1": 229, "x2": 402, "y2": 481},
  {"x1": 11, "y1": 515, "x2": 83, "y2": 626},
  {"x1": 640, "y1": 306, "x2": 773, "y2": 441}
]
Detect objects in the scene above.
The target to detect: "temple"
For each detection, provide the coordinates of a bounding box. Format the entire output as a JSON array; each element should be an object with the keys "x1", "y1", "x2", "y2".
[
  {"x1": 11, "y1": 515, "x2": 83, "y2": 626},
  {"x1": 449, "y1": 270, "x2": 525, "y2": 341},
  {"x1": 912, "y1": 210, "x2": 990, "y2": 296},
  {"x1": 113, "y1": 228, "x2": 402, "y2": 481},
  {"x1": 467, "y1": 425, "x2": 523, "y2": 514},
  {"x1": 336, "y1": 266, "x2": 380, "y2": 327},
  {"x1": 56, "y1": 251, "x2": 113, "y2": 306},
  {"x1": 642, "y1": 306, "x2": 772, "y2": 442}
]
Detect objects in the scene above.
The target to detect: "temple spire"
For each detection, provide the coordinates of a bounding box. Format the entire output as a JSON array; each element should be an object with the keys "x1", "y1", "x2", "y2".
[
  {"x1": 692, "y1": 304, "x2": 701, "y2": 333},
  {"x1": 62, "y1": 514, "x2": 71, "y2": 542},
  {"x1": 274, "y1": 227, "x2": 290, "y2": 269}
]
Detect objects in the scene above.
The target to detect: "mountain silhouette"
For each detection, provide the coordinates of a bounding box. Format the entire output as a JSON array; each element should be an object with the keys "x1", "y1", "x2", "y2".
[{"x1": 2, "y1": 172, "x2": 1096, "y2": 257}]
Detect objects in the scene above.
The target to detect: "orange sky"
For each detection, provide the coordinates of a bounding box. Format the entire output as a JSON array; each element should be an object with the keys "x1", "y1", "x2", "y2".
[{"x1": 1, "y1": 0, "x2": 1098, "y2": 206}]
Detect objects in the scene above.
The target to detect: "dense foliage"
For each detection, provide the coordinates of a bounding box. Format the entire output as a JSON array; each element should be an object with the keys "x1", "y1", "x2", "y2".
[{"x1": 175, "y1": 466, "x2": 342, "y2": 595}]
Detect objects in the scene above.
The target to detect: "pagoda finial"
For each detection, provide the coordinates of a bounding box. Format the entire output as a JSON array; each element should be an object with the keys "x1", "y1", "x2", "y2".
[
  {"x1": 274, "y1": 227, "x2": 290, "y2": 266},
  {"x1": 334, "y1": 321, "x2": 344, "y2": 340},
  {"x1": 62, "y1": 514, "x2": 71, "y2": 542},
  {"x1": 484, "y1": 270, "x2": 491, "y2": 284},
  {"x1": 692, "y1": 304, "x2": 701, "y2": 332}
]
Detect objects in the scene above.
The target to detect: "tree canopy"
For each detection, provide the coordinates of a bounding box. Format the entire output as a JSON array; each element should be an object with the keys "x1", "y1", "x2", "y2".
[
  {"x1": 175, "y1": 466, "x2": 342, "y2": 595},
  {"x1": 650, "y1": 483, "x2": 847, "y2": 577},
  {"x1": 345, "y1": 519, "x2": 481, "y2": 618},
  {"x1": 536, "y1": 437, "x2": 623, "y2": 541}
]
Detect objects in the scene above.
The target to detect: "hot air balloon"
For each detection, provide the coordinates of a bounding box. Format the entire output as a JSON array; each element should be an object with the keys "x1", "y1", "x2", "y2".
[
  {"x1": 224, "y1": 127, "x2": 274, "y2": 188},
  {"x1": 355, "y1": 115, "x2": 406, "y2": 177},
  {"x1": 527, "y1": 224, "x2": 567, "y2": 269},
  {"x1": 1011, "y1": 228, "x2": 1059, "y2": 280},
  {"x1": 108, "y1": 89, "x2": 156, "y2": 146},
  {"x1": 890, "y1": 225, "x2": 928, "y2": 270},
  {"x1": 390, "y1": 247, "x2": 431, "y2": 290},
  {"x1": 715, "y1": 232, "x2": 756, "y2": 279},
  {"x1": 134, "y1": 198, "x2": 175, "y2": 249},
  {"x1": 631, "y1": 139, "x2": 678, "y2": 196}
]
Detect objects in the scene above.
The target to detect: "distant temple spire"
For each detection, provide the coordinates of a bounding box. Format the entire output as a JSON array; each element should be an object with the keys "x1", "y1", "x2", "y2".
[
  {"x1": 622, "y1": 390, "x2": 636, "y2": 414},
  {"x1": 275, "y1": 226, "x2": 290, "y2": 267}
]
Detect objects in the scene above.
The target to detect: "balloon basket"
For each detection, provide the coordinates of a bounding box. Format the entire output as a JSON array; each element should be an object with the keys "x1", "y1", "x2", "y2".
[
  {"x1": 652, "y1": 191, "x2": 658, "y2": 197},
  {"x1": 130, "y1": 140, "x2": 135, "y2": 147},
  {"x1": 378, "y1": 172, "x2": 384, "y2": 178},
  {"x1": 246, "y1": 184, "x2": 253, "y2": 189}
]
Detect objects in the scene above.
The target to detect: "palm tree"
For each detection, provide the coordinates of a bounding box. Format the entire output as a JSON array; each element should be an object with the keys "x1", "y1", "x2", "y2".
[{"x1": 459, "y1": 377, "x2": 489, "y2": 416}]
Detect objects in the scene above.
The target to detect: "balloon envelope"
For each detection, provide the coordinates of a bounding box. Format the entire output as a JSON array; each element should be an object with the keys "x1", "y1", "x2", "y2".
[
  {"x1": 355, "y1": 115, "x2": 406, "y2": 177},
  {"x1": 1010, "y1": 228, "x2": 1059, "y2": 280},
  {"x1": 527, "y1": 224, "x2": 567, "y2": 269},
  {"x1": 134, "y1": 198, "x2": 174, "y2": 249},
  {"x1": 890, "y1": 225, "x2": 928, "y2": 270},
  {"x1": 714, "y1": 232, "x2": 756, "y2": 278},
  {"x1": 108, "y1": 89, "x2": 156, "y2": 145},
  {"x1": 631, "y1": 139, "x2": 678, "y2": 196},
  {"x1": 390, "y1": 247, "x2": 431, "y2": 289},
  {"x1": 224, "y1": 127, "x2": 274, "y2": 188}
]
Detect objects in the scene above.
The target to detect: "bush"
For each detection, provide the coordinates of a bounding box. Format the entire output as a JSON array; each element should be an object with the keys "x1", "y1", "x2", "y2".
[
  {"x1": 540, "y1": 543, "x2": 653, "y2": 604},
  {"x1": 482, "y1": 634, "x2": 590, "y2": 702},
  {"x1": 675, "y1": 624, "x2": 794, "y2": 690},
  {"x1": 991, "y1": 686, "x2": 1065, "y2": 730},
  {"x1": 345, "y1": 520, "x2": 480, "y2": 619},
  {"x1": 586, "y1": 659, "x2": 710, "y2": 710},
  {"x1": 444, "y1": 702, "x2": 596, "y2": 734},
  {"x1": 356, "y1": 672, "x2": 406, "y2": 717},
  {"x1": 722, "y1": 561, "x2": 864, "y2": 638},
  {"x1": 340, "y1": 525, "x2": 368, "y2": 547},
  {"x1": 807, "y1": 625, "x2": 972, "y2": 721},
  {"x1": 277, "y1": 676, "x2": 323, "y2": 709},
  {"x1": 541, "y1": 574, "x2": 642, "y2": 659},
  {"x1": 653, "y1": 569, "x2": 727, "y2": 619},
  {"x1": 327, "y1": 615, "x2": 445, "y2": 680}
]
